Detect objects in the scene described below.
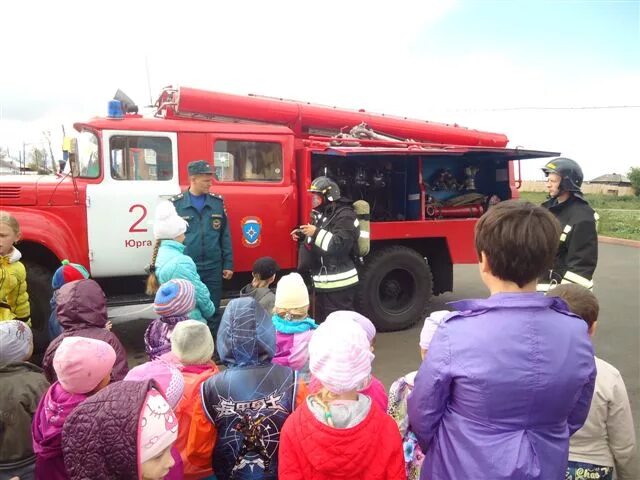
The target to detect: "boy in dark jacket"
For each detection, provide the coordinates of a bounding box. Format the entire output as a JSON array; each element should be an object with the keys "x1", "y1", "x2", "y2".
[
  {"x1": 0, "y1": 321, "x2": 49, "y2": 480},
  {"x1": 42, "y1": 279, "x2": 129, "y2": 383},
  {"x1": 186, "y1": 297, "x2": 307, "y2": 480}
]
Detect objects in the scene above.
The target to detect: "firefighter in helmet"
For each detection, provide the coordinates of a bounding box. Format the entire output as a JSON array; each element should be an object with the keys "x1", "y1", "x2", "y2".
[
  {"x1": 292, "y1": 176, "x2": 360, "y2": 322},
  {"x1": 539, "y1": 158, "x2": 598, "y2": 292}
]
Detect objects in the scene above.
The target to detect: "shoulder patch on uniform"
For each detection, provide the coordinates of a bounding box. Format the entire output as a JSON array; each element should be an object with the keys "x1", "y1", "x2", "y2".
[
  {"x1": 170, "y1": 193, "x2": 184, "y2": 202},
  {"x1": 209, "y1": 192, "x2": 223, "y2": 200}
]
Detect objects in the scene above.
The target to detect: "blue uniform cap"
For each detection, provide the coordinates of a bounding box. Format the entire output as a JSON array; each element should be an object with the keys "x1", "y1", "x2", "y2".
[{"x1": 188, "y1": 160, "x2": 214, "y2": 176}]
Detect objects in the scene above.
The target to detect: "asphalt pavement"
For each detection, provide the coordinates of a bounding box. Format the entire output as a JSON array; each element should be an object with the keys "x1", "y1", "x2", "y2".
[{"x1": 111, "y1": 242, "x2": 640, "y2": 438}]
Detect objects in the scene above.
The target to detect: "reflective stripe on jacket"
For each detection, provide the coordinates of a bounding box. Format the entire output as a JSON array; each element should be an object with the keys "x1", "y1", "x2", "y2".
[
  {"x1": 307, "y1": 201, "x2": 359, "y2": 292},
  {"x1": 540, "y1": 195, "x2": 598, "y2": 291}
]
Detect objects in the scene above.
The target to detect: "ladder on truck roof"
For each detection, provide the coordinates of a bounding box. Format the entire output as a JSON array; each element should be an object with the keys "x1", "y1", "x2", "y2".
[{"x1": 154, "y1": 86, "x2": 509, "y2": 148}]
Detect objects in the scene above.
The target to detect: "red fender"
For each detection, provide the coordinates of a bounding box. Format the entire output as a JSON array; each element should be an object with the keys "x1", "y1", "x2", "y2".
[{"x1": 6, "y1": 206, "x2": 89, "y2": 270}]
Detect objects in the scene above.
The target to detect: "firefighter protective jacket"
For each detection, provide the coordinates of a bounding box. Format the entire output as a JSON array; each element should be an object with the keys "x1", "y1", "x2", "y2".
[
  {"x1": 307, "y1": 200, "x2": 360, "y2": 292},
  {"x1": 539, "y1": 195, "x2": 598, "y2": 291}
]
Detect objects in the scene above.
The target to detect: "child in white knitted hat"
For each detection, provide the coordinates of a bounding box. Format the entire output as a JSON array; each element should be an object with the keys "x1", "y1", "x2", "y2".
[
  {"x1": 387, "y1": 310, "x2": 448, "y2": 480},
  {"x1": 279, "y1": 317, "x2": 405, "y2": 478},
  {"x1": 146, "y1": 201, "x2": 215, "y2": 323},
  {"x1": 166, "y1": 320, "x2": 219, "y2": 480},
  {"x1": 308, "y1": 310, "x2": 388, "y2": 412},
  {"x1": 272, "y1": 273, "x2": 317, "y2": 374}
]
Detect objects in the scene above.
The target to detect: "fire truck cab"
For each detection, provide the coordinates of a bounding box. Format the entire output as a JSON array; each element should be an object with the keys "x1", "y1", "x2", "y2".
[{"x1": 1, "y1": 86, "x2": 558, "y2": 350}]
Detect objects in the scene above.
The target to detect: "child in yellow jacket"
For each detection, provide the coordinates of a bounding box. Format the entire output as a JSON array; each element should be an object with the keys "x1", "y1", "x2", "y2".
[{"x1": 0, "y1": 211, "x2": 30, "y2": 324}]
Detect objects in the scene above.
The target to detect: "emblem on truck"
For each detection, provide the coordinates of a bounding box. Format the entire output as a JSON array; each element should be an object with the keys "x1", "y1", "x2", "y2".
[{"x1": 241, "y1": 216, "x2": 262, "y2": 248}]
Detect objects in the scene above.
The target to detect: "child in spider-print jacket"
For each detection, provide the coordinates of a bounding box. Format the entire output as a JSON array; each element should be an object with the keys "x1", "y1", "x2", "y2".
[{"x1": 186, "y1": 297, "x2": 308, "y2": 480}]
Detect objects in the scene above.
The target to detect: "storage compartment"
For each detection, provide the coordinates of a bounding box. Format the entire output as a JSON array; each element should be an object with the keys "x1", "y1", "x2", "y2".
[
  {"x1": 311, "y1": 153, "x2": 422, "y2": 221},
  {"x1": 422, "y1": 155, "x2": 512, "y2": 219},
  {"x1": 310, "y1": 150, "x2": 515, "y2": 222}
]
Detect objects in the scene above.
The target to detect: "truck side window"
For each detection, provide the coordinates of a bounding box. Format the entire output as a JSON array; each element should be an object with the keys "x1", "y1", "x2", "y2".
[
  {"x1": 109, "y1": 136, "x2": 173, "y2": 181},
  {"x1": 77, "y1": 131, "x2": 100, "y2": 179},
  {"x1": 213, "y1": 140, "x2": 282, "y2": 182}
]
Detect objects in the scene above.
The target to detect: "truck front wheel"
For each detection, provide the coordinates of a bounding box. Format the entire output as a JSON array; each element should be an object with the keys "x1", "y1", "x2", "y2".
[
  {"x1": 24, "y1": 262, "x2": 53, "y2": 356},
  {"x1": 356, "y1": 246, "x2": 432, "y2": 332}
]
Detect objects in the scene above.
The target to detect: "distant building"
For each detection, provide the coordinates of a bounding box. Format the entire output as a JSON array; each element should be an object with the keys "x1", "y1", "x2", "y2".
[
  {"x1": 521, "y1": 173, "x2": 634, "y2": 196},
  {"x1": 589, "y1": 173, "x2": 631, "y2": 186}
]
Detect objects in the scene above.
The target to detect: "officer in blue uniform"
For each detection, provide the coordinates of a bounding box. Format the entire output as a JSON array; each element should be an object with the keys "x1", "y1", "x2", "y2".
[{"x1": 171, "y1": 160, "x2": 233, "y2": 338}]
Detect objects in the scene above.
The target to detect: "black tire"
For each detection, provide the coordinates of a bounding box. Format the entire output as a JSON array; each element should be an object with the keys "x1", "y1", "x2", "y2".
[
  {"x1": 23, "y1": 262, "x2": 53, "y2": 356},
  {"x1": 356, "y1": 246, "x2": 432, "y2": 332}
]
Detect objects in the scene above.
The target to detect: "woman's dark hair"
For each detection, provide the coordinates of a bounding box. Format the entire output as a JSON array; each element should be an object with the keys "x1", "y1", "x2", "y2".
[{"x1": 475, "y1": 200, "x2": 561, "y2": 287}]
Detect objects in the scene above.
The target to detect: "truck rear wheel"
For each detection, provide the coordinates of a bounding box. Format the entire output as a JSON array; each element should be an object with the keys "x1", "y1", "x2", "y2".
[
  {"x1": 356, "y1": 246, "x2": 432, "y2": 332},
  {"x1": 24, "y1": 262, "x2": 53, "y2": 356}
]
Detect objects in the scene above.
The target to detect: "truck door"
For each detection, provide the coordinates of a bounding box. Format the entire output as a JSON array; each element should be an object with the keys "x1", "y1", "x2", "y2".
[
  {"x1": 209, "y1": 134, "x2": 297, "y2": 272},
  {"x1": 86, "y1": 130, "x2": 180, "y2": 277}
]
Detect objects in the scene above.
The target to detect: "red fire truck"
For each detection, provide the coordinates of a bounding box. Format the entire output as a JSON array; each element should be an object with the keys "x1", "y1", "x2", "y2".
[{"x1": 1, "y1": 86, "x2": 557, "y2": 349}]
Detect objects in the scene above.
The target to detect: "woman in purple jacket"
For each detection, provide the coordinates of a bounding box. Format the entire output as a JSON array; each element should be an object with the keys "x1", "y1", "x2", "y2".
[{"x1": 407, "y1": 200, "x2": 597, "y2": 480}]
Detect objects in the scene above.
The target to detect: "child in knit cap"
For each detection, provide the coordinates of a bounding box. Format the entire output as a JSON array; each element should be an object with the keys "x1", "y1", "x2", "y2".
[
  {"x1": 146, "y1": 200, "x2": 215, "y2": 323},
  {"x1": 33, "y1": 336, "x2": 116, "y2": 480},
  {"x1": 279, "y1": 316, "x2": 405, "y2": 479},
  {"x1": 62, "y1": 380, "x2": 178, "y2": 480},
  {"x1": 317, "y1": 310, "x2": 388, "y2": 411},
  {"x1": 125, "y1": 361, "x2": 186, "y2": 480},
  {"x1": 0, "y1": 321, "x2": 49, "y2": 480},
  {"x1": 187, "y1": 297, "x2": 308, "y2": 480},
  {"x1": 272, "y1": 272, "x2": 317, "y2": 373},
  {"x1": 48, "y1": 259, "x2": 90, "y2": 340},
  {"x1": 166, "y1": 320, "x2": 219, "y2": 480},
  {"x1": 145, "y1": 279, "x2": 196, "y2": 360},
  {"x1": 387, "y1": 310, "x2": 448, "y2": 480},
  {"x1": 240, "y1": 256, "x2": 280, "y2": 314}
]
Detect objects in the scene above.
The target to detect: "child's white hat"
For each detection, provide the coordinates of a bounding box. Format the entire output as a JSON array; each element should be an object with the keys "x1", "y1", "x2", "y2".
[
  {"x1": 309, "y1": 315, "x2": 374, "y2": 394},
  {"x1": 419, "y1": 310, "x2": 450, "y2": 349},
  {"x1": 171, "y1": 320, "x2": 214, "y2": 365},
  {"x1": 153, "y1": 200, "x2": 188, "y2": 240},
  {"x1": 275, "y1": 273, "x2": 309, "y2": 309}
]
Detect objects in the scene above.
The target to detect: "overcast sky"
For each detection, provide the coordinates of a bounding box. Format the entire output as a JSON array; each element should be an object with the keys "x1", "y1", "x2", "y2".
[{"x1": 1, "y1": 0, "x2": 638, "y2": 179}]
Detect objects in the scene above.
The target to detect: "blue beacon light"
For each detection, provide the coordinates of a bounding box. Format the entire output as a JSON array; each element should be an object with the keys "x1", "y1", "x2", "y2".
[{"x1": 108, "y1": 99, "x2": 124, "y2": 119}]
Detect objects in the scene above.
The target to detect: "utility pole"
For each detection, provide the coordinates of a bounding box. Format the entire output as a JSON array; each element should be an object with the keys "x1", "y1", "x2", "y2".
[
  {"x1": 43, "y1": 130, "x2": 56, "y2": 173},
  {"x1": 22, "y1": 142, "x2": 26, "y2": 174},
  {"x1": 145, "y1": 56, "x2": 153, "y2": 106}
]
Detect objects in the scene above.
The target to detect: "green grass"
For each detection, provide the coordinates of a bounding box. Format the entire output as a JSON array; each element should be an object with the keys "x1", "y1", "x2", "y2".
[
  {"x1": 596, "y1": 210, "x2": 640, "y2": 241},
  {"x1": 519, "y1": 191, "x2": 640, "y2": 209},
  {"x1": 518, "y1": 191, "x2": 640, "y2": 241}
]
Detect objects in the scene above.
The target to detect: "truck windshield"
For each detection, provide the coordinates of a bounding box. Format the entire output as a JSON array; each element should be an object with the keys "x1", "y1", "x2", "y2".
[{"x1": 77, "y1": 131, "x2": 100, "y2": 178}]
